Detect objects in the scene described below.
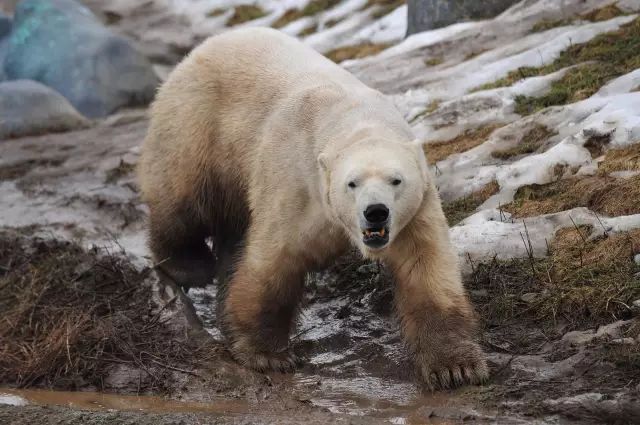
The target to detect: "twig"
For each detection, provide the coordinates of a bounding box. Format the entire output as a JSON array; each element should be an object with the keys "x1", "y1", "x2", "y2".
[
  {"x1": 150, "y1": 359, "x2": 200, "y2": 377},
  {"x1": 592, "y1": 211, "x2": 609, "y2": 237},
  {"x1": 569, "y1": 215, "x2": 587, "y2": 244}
]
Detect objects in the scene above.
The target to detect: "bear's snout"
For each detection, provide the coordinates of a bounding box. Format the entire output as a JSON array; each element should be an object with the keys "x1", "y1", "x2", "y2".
[{"x1": 364, "y1": 203, "x2": 389, "y2": 224}]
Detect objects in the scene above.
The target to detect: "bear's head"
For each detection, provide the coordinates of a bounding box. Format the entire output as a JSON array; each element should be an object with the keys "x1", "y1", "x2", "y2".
[{"x1": 318, "y1": 139, "x2": 429, "y2": 258}]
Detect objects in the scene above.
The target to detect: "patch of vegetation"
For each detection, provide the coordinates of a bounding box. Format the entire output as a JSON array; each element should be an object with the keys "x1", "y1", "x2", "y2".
[
  {"x1": 324, "y1": 17, "x2": 344, "y2": 28},
  {"x1": 206, "y1": 8, "x2": 226, "y2": 17},
  {"x1": 442, "y1": 180, "x2": 499, "y2": 226},
  {"x1": 503, "y1": 174, "x2": 640, "y2": 218},
  {"x1": 272, "y1": 0, "x2": 341, "y2": 28},
  {"x1": 473, "y1": 15, "x2": 640, "y2": 104},
  {"x1": 105, "y1": 159, "x2": 136, "y2": 184},
  {"x1": 424, "y1": 57, "x2": 444, "y2": 67},
  {"x1": 300, "y1": 24, "x2": 319, "y2": 36},
  {"x1": 227, "y1": 4, "x2": 267, "y2": 26},
  {"x1": 530, "y1": 4, "x2": 625, "y2": 33},
  {"x1": 325, "y1": 42, "x2": 391, "y2": 63},
  {"x1": 599, "y1": 142, "x2": 640, "y2": 173},
  {"x1": 424, "y1": 125, "x2": 501, "y2": 164},
  {"x1": 409, "y1": 100, "x2": 442, "y2": 124},
  {"x1": 468, "y1": 227, "x2": 640, "y2": 331},
  {"x1": 491, "y1": 124, "x2": 555, "y2": 160},
  {"x1": 363, "y1": 0, "x2": 406, "y2": 19},
  {"x1": 0, "y1": 232, "x2": 202, "y2": 390},
  {"x1": 464, "y1": 49, "x2": 488, "y2": 61},
  {"x1": 513, "y1": 63, "x2": 618, "y2": 115}
]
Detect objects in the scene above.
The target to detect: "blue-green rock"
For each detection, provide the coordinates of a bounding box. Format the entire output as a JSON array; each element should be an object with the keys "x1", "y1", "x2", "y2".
[
  {"x1": 5, "y1": 0, "x2": 160, "y2": 118},
  {"x1": 0, "y1": 12, "x2": 10, "y2": 81}
]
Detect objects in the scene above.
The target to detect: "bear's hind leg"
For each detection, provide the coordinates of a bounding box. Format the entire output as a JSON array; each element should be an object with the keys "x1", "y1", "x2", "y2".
[{"x1": 148, "y1": 203, "x2": 215, "y2": 290}]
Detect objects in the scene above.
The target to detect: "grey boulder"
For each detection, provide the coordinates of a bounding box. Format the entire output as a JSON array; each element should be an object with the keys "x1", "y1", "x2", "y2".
[
  {"x1": 407, "y1": 0, "x2": 521, "y2": 35},
  {"x1": 0, "y1": 80, "x2": 90, "y2": 139},
  {"x1": 4, "y1": 0, "x2": 160, "y2": 118}
]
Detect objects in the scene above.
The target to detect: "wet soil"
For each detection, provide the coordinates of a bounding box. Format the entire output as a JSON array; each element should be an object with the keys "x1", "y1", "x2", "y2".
[{"x1": 1, "y1": 113, "x2": 639, "y2": 424}]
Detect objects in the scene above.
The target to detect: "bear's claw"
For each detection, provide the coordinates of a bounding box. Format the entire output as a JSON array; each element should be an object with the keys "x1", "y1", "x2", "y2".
[
  {"x1": 417, "y1": 341, "x2": 489, "y2": 391},
  {"x1": 231, "y1": 345, "x2": 303, "y2": 373}
]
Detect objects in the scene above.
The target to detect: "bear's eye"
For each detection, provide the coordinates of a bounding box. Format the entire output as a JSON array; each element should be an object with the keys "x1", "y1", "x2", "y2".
[
  {"x1": 391, "y1": 178, "x2": 402, "y2": 186},
  {"x1": 348, "y1": 181, "x2": 357, "y2": 189}
]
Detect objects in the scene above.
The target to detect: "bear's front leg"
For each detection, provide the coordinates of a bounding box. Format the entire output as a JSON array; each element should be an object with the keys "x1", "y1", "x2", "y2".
[
  {"x1": 221, "y1": 242, "x2": 306, "y2": 372},
  {"x1": 385, "y1": 194, "x2": 488, "y2": 391}
]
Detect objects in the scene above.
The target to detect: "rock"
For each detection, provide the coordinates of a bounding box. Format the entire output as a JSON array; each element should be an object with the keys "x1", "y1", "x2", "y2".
[
  {"x1": 407, "y1": 0, "x2": 521, "y2": 35},
  {"x1": 0, "y1": 80, "x2": 90, "y2": 139},
  {"x1": 5, "y1": 0, "x2": 160, "y2": 118},
  {"x1": 357, "y1": 263, "x2": 380, "y2": 275},
  {"x1": 0, "y1": 12, "x2": 10, "y2": 81},
  {"x1": 520, "y1": 292, "x2": 538, "y2": 303},
  {"x1": 633, "y1": 299, "x2": 640, "y2": 309},
  {"x1": 562, "y1": 329, "x2": 596, "y2": 346},
  {"x1": 634, "y1": 254, "x2": 640, "y2": 265}
]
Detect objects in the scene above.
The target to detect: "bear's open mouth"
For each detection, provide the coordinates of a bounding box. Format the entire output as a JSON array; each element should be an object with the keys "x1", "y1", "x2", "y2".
[{"x1": 362, "y1": 226, "x2": 389, "y2": 248}]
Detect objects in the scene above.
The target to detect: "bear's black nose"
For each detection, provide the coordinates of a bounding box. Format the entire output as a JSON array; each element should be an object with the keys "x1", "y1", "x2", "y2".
[{"x1": 364, "y1": 204, "x2": 389, "y2": 224}]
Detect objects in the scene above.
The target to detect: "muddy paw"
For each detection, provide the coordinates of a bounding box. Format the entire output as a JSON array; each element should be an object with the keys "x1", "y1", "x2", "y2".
[
  {"x1": 231, "y1": 344, "x2": 302, "y2": 373},
  {"x1": 416, "y1": 340, "x2": 488, "y2": 391}
]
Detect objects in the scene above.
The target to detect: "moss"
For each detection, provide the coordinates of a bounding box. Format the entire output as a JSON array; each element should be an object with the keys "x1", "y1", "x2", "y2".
[
  {"x1": 272, "y1": 0, "x2": 341, "y2": 28},
  {"x1": 424, "y1": 125, "x2": 501, "y2": 164},
  {"x1": 442, "y1": 181, "x2": 499, "y2": 226},
  {"x1": 473, "y1": 15, "x2": 640, "y2": 101},
  {"x1": 227, "y1": 4, "x2": 266, "y2": 26},
  {"x1": 503, "y1": 174, "x2": 640, "y2": 218},
  {"x1": 425, "y1": 57, "x2": 444, "y2": 66},
  {"x1": 491, "y1": 124, "x2": 555, "y2": 160},
  {"x1": 325, "y1": 42, "x2": 391, "y2": 63},
  {"x1": 469, "y1": 228, "x2": 640, "y2": 329}
]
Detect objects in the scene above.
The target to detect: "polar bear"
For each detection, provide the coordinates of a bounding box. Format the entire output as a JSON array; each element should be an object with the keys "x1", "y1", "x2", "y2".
[{"x1": 138, "y1": 27, "x2": 487, "y2": 390}]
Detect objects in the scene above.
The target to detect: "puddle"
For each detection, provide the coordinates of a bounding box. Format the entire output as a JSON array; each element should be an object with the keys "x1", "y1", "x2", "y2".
[
  {"x1": 0, "y1": 388, "x2": 249, "y2": 416},
  {"x1": 0, "y1": 387, "x2": 484, "y2": 424}
]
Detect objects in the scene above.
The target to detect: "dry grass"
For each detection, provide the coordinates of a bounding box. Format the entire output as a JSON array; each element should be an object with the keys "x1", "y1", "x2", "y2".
[
  {"x1": 325, "y1": 42, "x2": 391, "y2": 63},
  {"x1": 474, "y1": 15, "x2": 640, "y2": 106},
  {"x1": 227, "y1": 4, "x2": 266, "y2": 26},
  {"x1": 425, "y1": 57, "x2": 444, "y2": 66},
  {"x1": 0, "y1": 231, "x2": 201, "y2": 390},
  {"x1": 424, "y1": 125, "x2": 501, "y2": 164},
  {"x1": 362, "y1": 0, "x2": 406, "y2": 19},
  {"x1": 530, "y1": 4, "x2": 624, "y2": 33},
  {"x1": 300, "y1": 24, "x2": 319, "y2": 36},
  {"x1": 469, "y1": 227, "x2": 640, "y2": 330},
  {"x1": 503, "y1": 174, "x2": 640, "y2": 218},
  {"x1": 599, "y1": 143, "x2": 640, "y2": 173},
  {"x1": 272, "y1": 0, "x2": 340, "y2": 28},
  {"x1": 491, "y1": 124, "x2": 555, "y2": 160},
  {"x1": 442, "y1": 180, "x2": 500, "y2": 226}
]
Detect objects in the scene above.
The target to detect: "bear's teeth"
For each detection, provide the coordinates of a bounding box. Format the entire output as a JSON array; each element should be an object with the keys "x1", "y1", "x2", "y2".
[{"x1": 380, "y1": 228, "x2": 385, "y2": 237}]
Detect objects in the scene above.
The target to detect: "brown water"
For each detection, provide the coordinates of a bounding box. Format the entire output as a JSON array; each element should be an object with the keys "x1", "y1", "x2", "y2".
[{"x1": 0, "y1": 386, "x2": 483, "y2": 424}]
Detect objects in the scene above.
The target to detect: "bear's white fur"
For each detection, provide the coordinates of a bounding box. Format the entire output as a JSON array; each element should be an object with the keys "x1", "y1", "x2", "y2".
[{"x1": 138, "y1": 27, "x2": 487, "y2": 389}]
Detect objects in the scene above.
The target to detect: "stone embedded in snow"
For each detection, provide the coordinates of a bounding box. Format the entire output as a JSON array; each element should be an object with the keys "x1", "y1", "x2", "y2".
[
  {"x1": 0, "y1": 80, "x2": 90, "y2": 139},
  {"x1": 5, "y1": 0, "x2": 160, "y2": 118}
]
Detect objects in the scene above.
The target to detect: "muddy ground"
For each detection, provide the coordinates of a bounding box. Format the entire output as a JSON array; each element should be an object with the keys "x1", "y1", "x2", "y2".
[{"x1": 0, "y1": 115, "x2": 639, "y2": 424}]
